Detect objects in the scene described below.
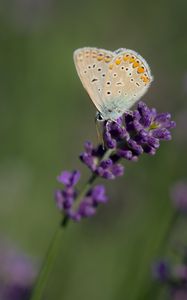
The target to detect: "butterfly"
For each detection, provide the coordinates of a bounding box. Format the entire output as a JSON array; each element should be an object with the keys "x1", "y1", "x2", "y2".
[{"x1": 73, "y1": 47, "x2": 153, "y2": 121}]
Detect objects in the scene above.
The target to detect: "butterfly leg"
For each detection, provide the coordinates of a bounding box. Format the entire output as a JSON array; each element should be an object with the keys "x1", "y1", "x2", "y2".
[{"x1": 95, "y1": 114, "x2": 105, "y2": 149}]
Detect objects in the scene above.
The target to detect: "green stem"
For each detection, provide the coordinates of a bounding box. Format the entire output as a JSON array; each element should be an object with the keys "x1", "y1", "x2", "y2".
[
  {"x1": 30, "y1": 148, "x2": 114, "y2": 300},
  {"x1": 30, "y1": 224, "x2": 64, "y2": 300}
]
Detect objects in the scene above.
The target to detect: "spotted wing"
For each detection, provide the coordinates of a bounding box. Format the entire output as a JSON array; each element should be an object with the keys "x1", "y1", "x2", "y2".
[
  {"x1": 101, "y1": 48, "x2": 153, "y2": 118},
  {"x1": 73, "y1": 47, "x2": 114, "y2": 112}
]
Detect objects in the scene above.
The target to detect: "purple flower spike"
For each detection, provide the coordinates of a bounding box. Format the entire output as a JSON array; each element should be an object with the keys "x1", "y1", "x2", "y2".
[
  {"x1": 102, "y1": 101, "x2": 175, "y2": 163},
  {"x1": 55, "y1": 169, "x2": 108, "y2": 221},
  {"x1": 80, "y1": 143, "x2": 104, "y2": 171},
  {"x1": 76, "y1": 184, "x2": 108, "y2": 219},
  {"x1": 55, "y1": 101, "x2": 175, "y2": 222},
  {"x1": 91, "y1": 185, "x2": 108, "y2": 203},
  {"x1": 97, "y1": 159, "x2": 124, "y2": 179},
  {"x1": 78, "y1": 199, "x2": 96, "y2": 217},
  {"x1": 55, "y1": 170, "x2": 80, "y2": 213},
  {"x1": 57, "y1": 170, "x2": 80, "y2": 187},
  {"x1": 104, "y1": 120, "x2": 128, "y2": 149}
]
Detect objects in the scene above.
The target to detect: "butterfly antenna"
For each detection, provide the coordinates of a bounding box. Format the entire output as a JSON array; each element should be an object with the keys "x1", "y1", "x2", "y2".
[{"x1": 95, "y1": 117, "x2": 105, "y2": 149}]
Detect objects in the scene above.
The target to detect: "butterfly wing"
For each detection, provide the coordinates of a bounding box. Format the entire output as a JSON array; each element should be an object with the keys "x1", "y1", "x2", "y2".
[
  {"x1": 73, "y1": 47, "x2": 114, "y2": 112},
  {"x1": 101, "y1": 48, "x2": 153, "y2": 120}
]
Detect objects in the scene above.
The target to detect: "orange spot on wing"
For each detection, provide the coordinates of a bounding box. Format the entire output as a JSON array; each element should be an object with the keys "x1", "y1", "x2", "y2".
[
  {"x1": 109, "y1": 64, "x2": 113, "y2": 70},
  {"x1": 123, "y1": 54, "x2": 130, "y2": 61},
  {"x1": 129, "y1": 56, "x2": 135, "y2": 63},
  {"x1": 105, "y1": 55, "x2": 112, "y2": 63},
  {"x1": 137, "y1": 66, "x2": 145, "y2": 73},
  {"x1": 97, "y1": 53, "x2": 104, "y2": 61},
  {"x1": 115, "y1": 58, "x2": 122, "y2": 65},
  {"x1": 141, "y1": 75, "x2": 150, "y2": 83},
  {"x1": 133, "y1": 61, "x2": 140, "y2": 68}
]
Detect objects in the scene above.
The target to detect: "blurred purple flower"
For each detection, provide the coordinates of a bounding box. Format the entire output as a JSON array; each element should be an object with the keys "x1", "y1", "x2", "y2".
[
  {"x1": 152, "y1": 260, "x2": 170, "y2": 281},
  {"x1": 153, "y1": 254, "x2": 187, "y2": 299},
  {"x1": 171, "y1": 181, "x2": 187, "y2": 212},
  {"x1": 174, "y1": 265, "x2": 187, "y2": 281},
  {"x1": 0, "y1": 239, "x2": 38, "y2": 300},
  {"x1": 172, "y1": 289, "x2": 187, "y2": 300},
  {"x1": 55, "y1": 101, "x2": 175, "y2": 222}
]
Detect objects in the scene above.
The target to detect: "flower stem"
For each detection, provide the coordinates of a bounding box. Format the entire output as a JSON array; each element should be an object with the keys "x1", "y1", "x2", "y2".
[
  {"x1": 30, "y1": 224, "x2": 64, "y2": 300},
  {"x1": 30, "y1": 148, "x2": 114, "y2": 300}
]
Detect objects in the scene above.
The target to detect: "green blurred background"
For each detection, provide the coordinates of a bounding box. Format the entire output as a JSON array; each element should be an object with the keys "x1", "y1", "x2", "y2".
[{"x1": 0, "y1": 0, "x2": 187, "y2": 299}]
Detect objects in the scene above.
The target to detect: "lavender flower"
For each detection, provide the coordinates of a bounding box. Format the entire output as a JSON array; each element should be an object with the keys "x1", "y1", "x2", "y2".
[
  {"x1": 55, "y1": 171, "x2": 108, "y2": 221},
  {"x1": 104, "y1": 101, "x2": 176, "y2": 158},
  {"x1": 55, "y1": 101, "x2": 175, "y2": 222},
  {"x1": 171, "y1": 181, "x2": 187, "y2": 212},
  {"x1": 80, "y1": 142, "x2": 124, "y2": 179}
]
